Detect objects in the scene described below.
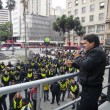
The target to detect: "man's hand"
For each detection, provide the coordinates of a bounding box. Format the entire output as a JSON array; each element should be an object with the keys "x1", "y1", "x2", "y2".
[
  {"x1": 74, "y1": 53, "x2": 80, "y2": 58},
  {"x1": 64, "y1": 60, "x2": 72, "y2": 67}
]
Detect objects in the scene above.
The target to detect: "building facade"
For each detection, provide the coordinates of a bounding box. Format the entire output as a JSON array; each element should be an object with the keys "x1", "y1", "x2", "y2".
[
  {"x1": 51, "y1": 6, "x2": 66, "y2": 17},
  {"x1": 19, "y1": 14, "x2": 61, "y2": 43},
  {"x1": 66, "y1": 0, "x2": 110, "y2": 45},
  {"x1": 0, "y1": 9, "x2": 9, "y2": 24},
  {"x1": 12, "y1": 0, "x2": 63, "y2": 44}
]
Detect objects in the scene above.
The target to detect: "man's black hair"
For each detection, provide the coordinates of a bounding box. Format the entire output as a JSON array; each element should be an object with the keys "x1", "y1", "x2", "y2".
[{"x1": 84, "y1": 34, "x2": 100, "y2": 47}]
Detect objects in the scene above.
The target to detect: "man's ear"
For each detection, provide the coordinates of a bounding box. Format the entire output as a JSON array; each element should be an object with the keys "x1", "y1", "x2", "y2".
[{"x1": 91, "y1": 42, "x2": 95, "y2": 47}]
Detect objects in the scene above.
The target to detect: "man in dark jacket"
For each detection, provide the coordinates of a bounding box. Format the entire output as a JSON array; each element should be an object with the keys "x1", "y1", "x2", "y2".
[
  {"x1": 50, "y1": 82, "x2": 60, "y2": 105},
  {"x1": 65, "y1": 34, "x2": 106, "y2": 110}
]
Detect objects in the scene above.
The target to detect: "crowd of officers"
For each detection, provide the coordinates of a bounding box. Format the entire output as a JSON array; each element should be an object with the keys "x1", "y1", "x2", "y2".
[{"x1": 0, "y1": 52, "x2": 80, "y2": 110}]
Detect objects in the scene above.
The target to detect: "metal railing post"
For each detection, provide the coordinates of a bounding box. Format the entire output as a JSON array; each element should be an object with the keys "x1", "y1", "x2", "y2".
[
  {"x1": 37, "y1": 84, "x2": 41, "y2": 110},
  {"x1": 40, "y1": 84, "x2": 43, "y2": 98},
  {"x1": 107, "y1": 68, "x2": 110, "y2": 101}
]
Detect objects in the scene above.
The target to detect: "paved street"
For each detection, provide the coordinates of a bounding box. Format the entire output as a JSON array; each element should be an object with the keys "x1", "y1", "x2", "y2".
[{"x1": 0, "y1": 48, "x2": 109, "y2": 110}]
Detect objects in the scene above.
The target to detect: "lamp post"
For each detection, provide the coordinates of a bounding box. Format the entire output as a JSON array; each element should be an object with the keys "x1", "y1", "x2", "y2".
[
  {"x1": 44, "y1": 37, "x2": 50, "y2": 57},
  {"x1": 21, "y1": 0, "x2": 29, "y2": 62}
]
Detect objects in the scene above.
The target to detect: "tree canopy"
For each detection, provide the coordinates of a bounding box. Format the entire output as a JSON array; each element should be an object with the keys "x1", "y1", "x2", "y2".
[
  {"x1": 6, "y1": 0, "x2": 16, "y2": 11},
  {"x1": 53, "y1": 15, "x2": 85, "y2": 41},
  {"x1": 0, "y1": 0, "x2": 3, "y2": 9},
  {"x1": 0, "y1": 22, "x2": 12, "y2": 41}
]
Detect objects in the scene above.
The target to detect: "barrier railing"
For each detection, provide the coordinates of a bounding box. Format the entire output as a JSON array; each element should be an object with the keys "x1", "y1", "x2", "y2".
[
  {"x1": 55, "y1": 66, "x2": 110, "y2": 110},
  {"x1": 0, "y1": 65, "x2": 110, "y2": 110},
  {"x1": 0, "y1": 72, "x2": 79, "y2": 110}
]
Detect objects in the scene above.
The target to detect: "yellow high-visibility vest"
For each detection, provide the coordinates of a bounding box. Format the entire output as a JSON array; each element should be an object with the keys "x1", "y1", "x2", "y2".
[
  {"x1": 27, "y1": 73, "x2": 32, "y2": 78},
  {"x1": 41, "y1": 73, "x2": 46, "y2": 78},
  {"x1": 69, "y1": 67, "x2": 73, "y2": 72},
  {"x1": 43, "y1": 84, "x2": 49, "y2": 90},
  {"x1": 70, "y1": 85, "x2": 77, "y2": 92},
  {"x1": 60, "y1": 82, "x2": 67, "y2": 90},
  {"x1": 14, "y1": 99, "x2": 22, "y2": 109},
  {"x1": 1, "y1": 65, "x2": 5, "y2": 69},
  {"x1": 3, "y1": 76, "x2": 9, "y2": 82}
]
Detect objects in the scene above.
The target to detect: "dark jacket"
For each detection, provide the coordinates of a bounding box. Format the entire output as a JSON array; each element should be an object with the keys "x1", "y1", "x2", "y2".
[
  {"x1": 50, "y1": 82, "x2": 60, "y2": 93},
  {"x1": 73, "y1": 47, "x2": 106, "y2": 87}
]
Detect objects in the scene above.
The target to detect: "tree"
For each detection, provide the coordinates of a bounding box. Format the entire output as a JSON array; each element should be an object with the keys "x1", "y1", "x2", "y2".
[
  {"x1": 53, "y1": 15, "x2": 67, "y2": 41},
  {"x1": 0, "y1": 22, "x2": 12, "y2": 41},
  {"x1": 6, "y1": 0, "x2": 16, "y2": 37},
  {"x1": 0, "y1": 0, "x2": 3, "y2": 9},
  {"x1": 53, "y1": 15, "x2": 85, "y2": 44}
]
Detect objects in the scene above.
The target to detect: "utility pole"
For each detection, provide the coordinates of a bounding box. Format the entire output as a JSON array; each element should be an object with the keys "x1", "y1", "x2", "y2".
[{"x1": 21, "y1": 0, "x2": 29, "y2": 62}]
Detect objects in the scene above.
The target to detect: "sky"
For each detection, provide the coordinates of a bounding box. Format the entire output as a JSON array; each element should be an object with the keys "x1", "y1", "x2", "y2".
[
  {"x1": 52, "y1": 0, "x2": 66, "y2": 9},
  {"x1": 2, "y1": 0, "x2": 66, "y2": 9}
]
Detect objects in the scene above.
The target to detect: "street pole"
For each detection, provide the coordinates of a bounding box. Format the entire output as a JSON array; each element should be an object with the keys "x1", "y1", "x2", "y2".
[
  {"x1": 8, "y1": 0, "x2": 14, "y2": 55},
  {"x1": 24, "y1": 7, "x2": 27, "y2": 62}
]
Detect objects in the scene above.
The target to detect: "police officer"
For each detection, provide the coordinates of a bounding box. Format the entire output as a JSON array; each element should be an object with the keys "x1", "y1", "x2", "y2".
[
  {"x1": 43, "y1": 83, "x2": 50, "y2": 102},
  {"x1": 1, "y1": 70, "x2": 10, "y2": 86},
  {"x1": 12, "y1": 92, "x2": 23, "y2": 110},
  {"x1": 69, "y1": 79, "x2": 79, "y2": 109},
  {"x1": 59, "y1": 80, "x2": 67, "y2": 102}
]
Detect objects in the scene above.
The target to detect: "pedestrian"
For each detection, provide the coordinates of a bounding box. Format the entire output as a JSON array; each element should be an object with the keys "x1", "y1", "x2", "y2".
[
  {"x1": 50, "y1": 82, "x2": 60, "y2": 106},
  {"x1": 21, "y1": 98, "x2": 32, "y2": 110},
  {"x1": 65, "y1": 34, "x2": 106, "y2": 110},
  {"x1": 9, "y1": 80, "x2": 17, "y2": 109},
  {"x1": 69, "y1": 79, "x2": 79, "y2": 110},
  {"x1": 43, "y1": 83, "x2": 50, "y2": 102},
  {"x1": 59, "y1": 80, "x2": 67, "y2": 102},
  {"x1": 30, "y1": 87, "x2": 37, "y2": 110},
  {"x1": 12, "y1": 92, "x2": 23, "y2": 110}
]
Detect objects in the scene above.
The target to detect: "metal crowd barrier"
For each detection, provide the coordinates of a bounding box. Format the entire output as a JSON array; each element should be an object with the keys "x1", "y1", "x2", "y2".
[
  {"x1": 56, "y1": 66, "x2": 110, "y2": 110},
  {"x1": 0, "y1": 72, "x2": 79, "y2": 110},
  {"x1": 0, "y1": 65, "x2": 110, "y2": 110}
]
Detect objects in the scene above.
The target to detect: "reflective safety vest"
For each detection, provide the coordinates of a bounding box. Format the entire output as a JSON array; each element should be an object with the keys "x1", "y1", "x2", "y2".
[
  {"x1": 41, "y1": 73, "x2": 46, "y2": 78},
  {"x1": 38, "y1": 63, "x2": 41, "y2": 66},
  {"x1": 54, "y1": 64, "x2": 57, "y2": 68},
  {"x1": 69, "y1": 67, "x2": 73, "y2": 72},
  {"x1": 21, "y1": 102, "x2": 32, "y2": 110},
  {"x1": 49, "y1": 71, "x2": 53, "y2": 76},
  {"x1": 3, "y1": 76, "x2": 9, "y2": 82},
  {"x1": 28, "y1": 102, "x2": 32, "y2": 109},
  {"x1": 27, "y1": 73, "x2": 33, "y2": 78},
  {"x1": 13, "y1": 99, "x2": 22, "y2": 109},
  {"x1": 70, "y1": 85, "x2": 77, "y2": 92},
  {"x1": 43, "y1": 84, "x2": 49, "y2": 90},
  {"x1": 60, "y1": 82, "x2": 67, "y2": 90},
  {"x1": 31, "y1": 63, "x2": 34, "y2": 66},
  {"x1": 1, "y1": 65, "x2": 5, "y2": 69},
  {"x1": 17, "y1": 65, "x2": 21, "y2": 69}
]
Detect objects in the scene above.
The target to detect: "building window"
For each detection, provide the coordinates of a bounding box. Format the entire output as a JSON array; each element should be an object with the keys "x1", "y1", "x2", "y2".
[
  {"x1": 89, "y1": 15, "x2": 94, "y2": 21},
  {"x1": 90, "y1": 4, "x2": 95, "y2": 12},
  {"x1": 97, "y1": 25, "x2": 105, "y2": 32},
  {"x1": 75, "y1": 0, "x2": 78, "y2": 6},
  {"x1": 68, "y1": 2, "x2": 72, "y2": 8},
  {"x1": 74, "y1": 9, "x2": 78, "y2": 15},
  {"x1": 99, "y1": 35, "x2": 104, "y2": 40},
  {"x1": 68, "y1": 11, "x2": 71, "y2": 16},
  {"x1": 82, "y1": 0, "x2": 86, "y2": 4},
  {"x1": 88, "y1": 26, "x2": 95, "y2": 33},
  {"x1": 100, "y1": 2, "x2": 105, "y2": 9},
  {"x1": 82, "y1": 7, "x2": 86, "y2": 14},
  {"x1": 99, "y1": 13, "x2": 104, "y2": 21},
  {"x1": 81, "y1": 17, "x2": 85, "y2": 22}
]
